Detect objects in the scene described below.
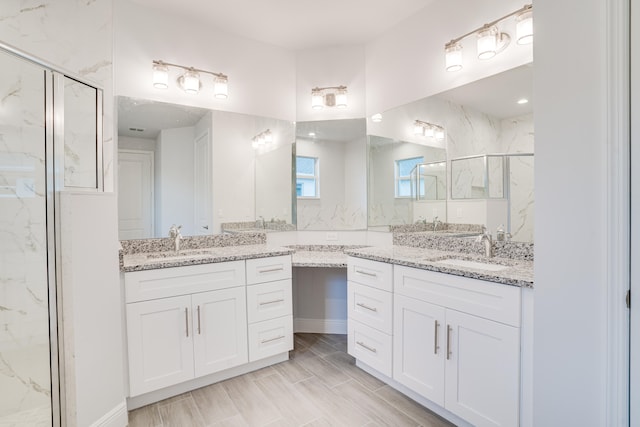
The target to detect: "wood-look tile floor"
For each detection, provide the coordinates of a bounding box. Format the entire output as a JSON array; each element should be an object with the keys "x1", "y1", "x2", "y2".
[{"x1": 128, "y1": 333, "x2": 455, "y2": 427}]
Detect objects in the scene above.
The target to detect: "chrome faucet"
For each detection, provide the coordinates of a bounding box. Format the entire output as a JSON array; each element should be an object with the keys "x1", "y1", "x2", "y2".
[
  {"x1": 479, "y1": 226, "x2": 493, "y2": 257},
  {"x1": 433, "y1": 216, "x2": 442, "y2": 232},
  {"x1": 168, "y1": 224, "x2": 183, "y2": 252}
]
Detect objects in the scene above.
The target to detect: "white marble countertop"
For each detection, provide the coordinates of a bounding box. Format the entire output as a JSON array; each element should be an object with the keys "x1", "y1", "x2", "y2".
[
  {"x1": 121, "y1": 244, "x2": 294, "y2": 272},
  {"x1": 345, "y1": 246, "x2": 534, "y2": 288}
]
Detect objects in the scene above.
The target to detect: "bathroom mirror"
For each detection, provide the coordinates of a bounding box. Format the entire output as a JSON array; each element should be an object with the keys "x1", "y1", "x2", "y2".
[
  {"x1": 367, "y1": 63, "x2": 534, "y2": 242},
  {"x1": 117, "y1": 96, "x2": 295, "y2": 239},
  {"x1": 295, "y1": 119, "x2": 367, "y2": 230}
]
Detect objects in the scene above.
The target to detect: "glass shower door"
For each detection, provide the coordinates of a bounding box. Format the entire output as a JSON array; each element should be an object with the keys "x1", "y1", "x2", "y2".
[{"x1": 0, "y1": 50, "x2": 54, "y2": 425}]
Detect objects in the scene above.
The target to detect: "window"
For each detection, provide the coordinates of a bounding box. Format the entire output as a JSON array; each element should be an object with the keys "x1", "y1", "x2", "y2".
[
  {"x1": 296, "y1": 156, "x2": 319, "y2": 198},
  {"x1": 395, "y1": 156, "x2": 424, "y2": 198}
]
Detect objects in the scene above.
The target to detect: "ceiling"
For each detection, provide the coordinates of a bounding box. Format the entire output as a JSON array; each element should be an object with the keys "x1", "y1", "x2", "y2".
[{"x1": 127, "y1": 0, "x2": 435, "y2": 51}]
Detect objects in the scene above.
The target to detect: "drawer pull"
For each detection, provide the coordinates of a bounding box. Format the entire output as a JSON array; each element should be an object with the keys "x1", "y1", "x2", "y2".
[
  {"x1": 434, "y1": 320, "x2": 440, "y2": 354},
  {"x1": 355, "y1": 269, "x2": 377, "y2": 278},
  {"x1": 258, "y1": 267, "x2": 284, "y2": 274},
  {"x1": 356, "y1": 341, "x2": 377, "y2": 354},
  {"x1": 197, "y1": 305, "x2": 201, "y2": 335},
  {"x1": 259, "y1": 298, "x2": 285, "y2": 306},
  {"x1": 356, "y1": 302, "x2": 378, "y2": 312},
  {"x1": 446, "y1": 324, "x2": 452, "y2": 360},
  {"x1": 261, "y1": 335, "x2": 285, "y2": 344},
  {"x1": 185, "y1": 308, "x2": 189, "y2": 338}
]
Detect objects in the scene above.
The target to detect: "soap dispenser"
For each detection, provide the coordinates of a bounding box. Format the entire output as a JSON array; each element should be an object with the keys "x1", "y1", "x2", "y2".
[{"x1": 496, "y1": 224, "x2": 505, "y2": 242}]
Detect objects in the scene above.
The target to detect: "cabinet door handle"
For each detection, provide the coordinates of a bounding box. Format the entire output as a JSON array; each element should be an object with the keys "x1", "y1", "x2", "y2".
[
  {"x1": 355, "y1": 269, "x2": 377, "y2": 278},
  {"x1": 356, "y1": 341, "x2": 377, "y2": 354},
  {"x1": 356, "y1": 302, "x2": 378, "y2": 312},
  {"x1": 185, "y1": 308, "x2": 189, "y2": 338},
  {"x1": 446, "y1": 324, "x2": 452, "y2": 360},
  {"x1": 259, "y1": 298, "x2": 285, "y2": 306},
  {"x1": 434, "y1": 320, "x2": 440, "y2": 354},
  {"x1": 259, "y1": 267, "x2": 284, "y2": 274},
  {"x1": 197, "y1": 305, "x2": 201, "y2": 335},
  {"x1": 261, "y1": 335, "x2": 285, "y2": 344}
]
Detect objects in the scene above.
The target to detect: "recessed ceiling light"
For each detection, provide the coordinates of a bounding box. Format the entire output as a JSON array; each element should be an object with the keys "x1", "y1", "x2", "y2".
[
  {"x1": 517, "y1": 98, "x2": 529, "y2": 105},
  {"x1": 308, "y1": 132, "x2": 316, "y2": 137}
]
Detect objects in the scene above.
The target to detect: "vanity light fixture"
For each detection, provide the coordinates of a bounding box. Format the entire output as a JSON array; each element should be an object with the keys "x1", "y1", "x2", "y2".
[
  {"x1": 152, "y1": 60, "x2": 229, "y2": 99},
  {"x1": 413, "y1": 120, "x2": 445, "y2": 141},
  {"x1": 311, "y1": 85, "x2": 348, "y2": 110},
  {"x1": 252, "y1": 129, "x2": 273, "y2": 149},
  {"x1": 444, "y1": 4, "x2": 532, "y2": 71}
]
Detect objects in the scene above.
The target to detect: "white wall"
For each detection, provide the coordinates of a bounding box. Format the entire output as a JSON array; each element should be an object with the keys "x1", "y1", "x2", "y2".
[
  {"x1": 114, "y1": 0, "x2": 296, "y2": 121},
  {"x1": 118, "y1": 135, "x2": 155, "y2": 152},
  {"x1": 296, "y1": 45, "x2": 366, "y2": 122},
  {"x1": 534, "y1": 0, "x2": 610, "y2": 425}
]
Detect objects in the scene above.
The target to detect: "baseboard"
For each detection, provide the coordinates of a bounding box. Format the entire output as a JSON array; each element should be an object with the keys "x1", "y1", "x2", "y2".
[
  {"x1": 90, "y1": 400, "x2": 127, "y2": 427},
  {"x1": 294, "y1": 318, "x2": 347, "y2": 334}
]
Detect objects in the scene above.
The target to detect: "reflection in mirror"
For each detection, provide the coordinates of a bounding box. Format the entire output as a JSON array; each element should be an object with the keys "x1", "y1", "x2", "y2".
[
  {"x1": 117, "y1": 96, "x2": 295, "y2": 239},
  {"x1": 64, "y1": 77, "x2": 98, "y2": 188},
  {"x1": 295, "y1": 119, "x2": 367, "y2": 230},
  {"x1": 255, "y1": 142, "x2": 295, "y2": 230},
  {"x1": 367, "y1": 136, "x2": 447, "y2": 229},
  {"x1": 367, "y1": 63, "x2": 533, "y2": 242}
]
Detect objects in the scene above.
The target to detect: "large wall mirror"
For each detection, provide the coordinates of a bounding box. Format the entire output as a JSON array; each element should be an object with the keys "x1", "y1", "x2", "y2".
[
  {"x1": 295, "y1": 119, "x2": 367, "y2": 230},
  {"x1": 117, "y1": 96, "x2": 295, "y2": 239},
  {"x1": 367, "y1": 63, "x2": 534, "y2": 242}
]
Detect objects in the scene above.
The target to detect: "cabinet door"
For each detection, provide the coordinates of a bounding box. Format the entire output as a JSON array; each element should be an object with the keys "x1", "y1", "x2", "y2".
[
  {"x1": 126, "y1": 295, "x2": 194, "y2": 396},
  {"x1": 444, "y1": 310, "x2": 520, "y2": 427},
  {"x1": 393, "y1": 294, "x2": 446, "y2": 406},
  {"x1": 192, "y1": 287, "x2": 248, "y2": 377}
]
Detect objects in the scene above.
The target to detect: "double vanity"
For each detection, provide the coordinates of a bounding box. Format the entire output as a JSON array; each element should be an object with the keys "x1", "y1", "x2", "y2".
[{"x1": 119, "y1": 231, "x2": 533, "y2": 427}]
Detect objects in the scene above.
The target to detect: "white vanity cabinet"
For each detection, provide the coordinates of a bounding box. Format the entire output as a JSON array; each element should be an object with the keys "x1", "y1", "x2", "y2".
[
  {"x1": 124, "y1": 261, "x2": 248, "y2": 396},
  {"x1": 124, "y1": 255, "x2": 293, "y2": 400},
  {"x1": 393, "y1": 265, "x2": 521, "y2": 427},
  {"x1": 246, "y1": 255, "x2": 294, "y2": 361},
  {"x1": 346, "y1": 257, "x2": 394, "y2": 376}
]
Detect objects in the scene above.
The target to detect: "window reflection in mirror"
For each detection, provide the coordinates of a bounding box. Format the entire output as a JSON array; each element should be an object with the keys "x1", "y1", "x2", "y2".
[{"x1": 295, "y1": 119, "x2": 367, "y2": 230}]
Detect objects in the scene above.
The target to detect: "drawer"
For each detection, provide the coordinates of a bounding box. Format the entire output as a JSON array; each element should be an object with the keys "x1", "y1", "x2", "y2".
[
  {"x1": 348, "y1": 318, "x2": 392, "y2": 377},
  {"x1": 347, "y1": 257, "x2": 393, "y2": 292},
  {"x1": 248, "y1": 315, "x2": 293, "y2": 362},
  {"x1": 348, "y1": 281, "x2": 393, "y2": 335},
  {"x1": 394, "y1": 265, "x2": 521, "y2": 327},
  {"x1": 247, "y1": 279, "x2": 292, "y2": 324},
  {"x1": 124, "y1": 261, "x2": 246, "y2": 303},
  {"x1": 246, "y1": 255, "x2": 292, "y2": 285}
]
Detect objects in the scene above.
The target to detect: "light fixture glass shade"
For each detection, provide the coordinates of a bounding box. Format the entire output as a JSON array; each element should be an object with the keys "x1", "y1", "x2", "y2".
[
  {"x1": 424, "y1": 127, "x2": 435, "y2": 137},
  {"x1": 152, "y1": 62, "x2": 169, "y2": 89},
  {"x1": 477, "y1": 26, "x2": 498, "y2": 60},
  {"x1": 371, "y1": 113, "x2": 383, "y2": 123},
  {"x1": 516, "y1": 10, "x2": 533, "y2": 44},
  {"x1": 445, "y1": 42, "x2": 463, "y2": 72},
  {"x1": 181, "y1": 69, "x2": 200, "y2": 94},
  {"x1": 263, "y1": 130, "x2": 273, "y2": 143},
  {"x1": 435, "y1": 128, "x2": 445, "y2": 140},
  {"x1": 335, "y1": 87, "x2": 348, "y2": 109},
  {"x1": 413, "y1": 122, "x2": 424, "y2": 136},
  {"x1": 214, "y1": 75, "x2": 228, "y2": 99},
  {"x1": 311, "y1": 89, "x2": 324, "y2": 110}
]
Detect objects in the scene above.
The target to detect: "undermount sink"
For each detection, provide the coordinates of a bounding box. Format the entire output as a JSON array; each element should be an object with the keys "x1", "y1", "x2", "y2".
[
  {"x1": 145, "y1": 249, "x2": 214, "y2": 259},
  {"x1": 434, "y1": 258, "x2": 510, "y2": 272}
]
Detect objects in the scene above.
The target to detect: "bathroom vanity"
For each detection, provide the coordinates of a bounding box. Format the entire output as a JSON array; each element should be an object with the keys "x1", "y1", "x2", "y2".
[
  {"x1": 119, "y1": 235, "x2": 295, "y2": 409},
  {"x1": 345, "y1": 245, "x2": 533, "y2": 427}
]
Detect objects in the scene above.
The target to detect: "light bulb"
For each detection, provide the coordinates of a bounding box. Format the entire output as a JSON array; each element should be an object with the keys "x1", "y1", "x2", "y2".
[
  {"x1": 413, "y1": 122, "x2": 424, "y2": 136},
  {"x1": 181, "y1": 69, "x2": 200, "y2": 94},
  {"x1": 445, "y1": 42, "x2": 463, "y2": 72},
  {"x1": 435, "y1": 128, "x2": 445, "y2": 140},
  {"x1": 516, "y1": 9, "x2": 533, "y2": 45},
  {"x1": 214, "y1": 75, "x2": 228, "y2": 99},
  {"x1": 311, "y1": 89, "x2": 323, "y2": 110},
  {"x1": 152, "y1": 62, "x2": 169, "y2": 89},
  {"x1": 424, "y1": 127, "x2": 435, "y2": 137},
  {"x1": 335, "y1": 87, "x2": 348, "y2": 109},
  {"x1": 477, "y1": 26, "x2": 498, "y2": 60}
]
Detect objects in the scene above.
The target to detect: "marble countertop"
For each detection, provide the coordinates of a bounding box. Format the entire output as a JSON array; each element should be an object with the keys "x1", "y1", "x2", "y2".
[
  {"x1": 291, "y1": 250, "x2": 349, "y2": 268},
  {"x1": 344, "y1": 246, "x2": 533, "y2": 288},
  {"x1": 121, "y1": 244, "x2": 295, "y2": 273}
]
